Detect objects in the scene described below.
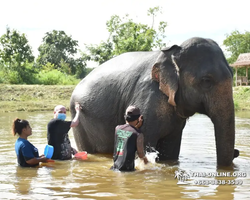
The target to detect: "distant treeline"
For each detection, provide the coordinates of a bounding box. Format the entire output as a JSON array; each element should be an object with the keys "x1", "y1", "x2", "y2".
[{"x1": 0, "y1": 7, "x2": 249, "y2": 85}]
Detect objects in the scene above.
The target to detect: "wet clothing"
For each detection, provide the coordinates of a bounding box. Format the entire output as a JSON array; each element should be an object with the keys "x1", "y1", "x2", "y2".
[
  {"x1": 112, "y1": 124, "x2": 141, "y2": 171},
  {"x1": 47, "y1": 119, "x2": 73, "y2": 160},
  {"x1": 15, "y1": 137, "x2": 39, "y2": 167}
]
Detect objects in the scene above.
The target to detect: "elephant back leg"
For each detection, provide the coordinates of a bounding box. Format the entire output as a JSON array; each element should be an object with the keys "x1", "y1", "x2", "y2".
[
  {"x1": 73, "y1": 117, "x2": 115, "y2": 153},
  {"x1": 73, "y1": 119, "x2": 95, "y2": 153}
]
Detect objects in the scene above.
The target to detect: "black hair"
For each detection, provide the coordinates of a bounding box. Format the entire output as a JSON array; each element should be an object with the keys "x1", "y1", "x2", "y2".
[
  {"x1": 12, "y1": 118, "x2": 30, "y2": 136},
  {"x1": 124, "y1": 114, "x2": 140, "y2": 122}
]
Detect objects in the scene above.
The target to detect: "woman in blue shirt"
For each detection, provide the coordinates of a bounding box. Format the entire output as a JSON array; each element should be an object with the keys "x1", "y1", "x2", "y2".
[{"x1": 12, "y1": 118, "x2": 48, "y2": 167}]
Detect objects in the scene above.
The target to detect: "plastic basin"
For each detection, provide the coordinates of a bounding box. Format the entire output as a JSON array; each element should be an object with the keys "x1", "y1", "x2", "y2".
[
  {"x1": 74, "y1": 151, "x2": 87, "y2": 160},
  {"x1": 44, "y1": 145, "x2": 54, "y2": 159}
]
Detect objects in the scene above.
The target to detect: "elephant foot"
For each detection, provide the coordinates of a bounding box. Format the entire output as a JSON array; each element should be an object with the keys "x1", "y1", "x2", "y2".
[{"x1": 233, "y1": 149, "x2": 239, "y2": 158}]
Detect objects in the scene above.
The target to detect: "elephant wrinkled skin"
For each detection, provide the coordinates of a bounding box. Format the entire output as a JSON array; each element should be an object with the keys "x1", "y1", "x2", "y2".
[{"x1": 70, "y1": 37, "x2": 237, "y2": 167}]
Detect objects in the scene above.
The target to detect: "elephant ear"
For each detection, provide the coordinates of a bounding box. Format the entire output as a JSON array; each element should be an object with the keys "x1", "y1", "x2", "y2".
[{"x1": 151, "y1": 45, "x2": 181, "y2": 107}]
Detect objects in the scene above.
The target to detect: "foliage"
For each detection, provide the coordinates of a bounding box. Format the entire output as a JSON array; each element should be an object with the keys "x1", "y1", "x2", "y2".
[
  {"x1": 108, "y1": 15, "x2": 155, "y2": 54},
  {"x1": 233, "y1": 86, "x2": 250, "y2": 111},
  {"x1": 37, "y1": 30, "x2": 87, "y2": 78},
  {"x1": 147, "y1": 7, "x2": 167, "y2": 49},
  {"x1": 0, "y1": 60, "x2": 80, "y2": 85},
  {"x1": 37, "y1": 30, "x2": 77, "y2": 66},
  {"x1": 0, "y1": 27, "x2": 35, "y2": 83},
  {"x1": 0, "y1": 60, "x2": 38, "y2": 84},
  {"x1": 82, "y1": 42, "x2": 113, "y2": 65},
  {"x1": 224, "y1": 30, "x2": 250, "y2": 79},
  {"x1": 85, "y1": 67, "x2": 94, "y2": 75},
  {"x1": 83, "y1": 6, "x2": 167, "y2": 65},
  {"x1": 234, "y1": 100, "x2": 239, "y2": 111},
  {"x1": 0, "y1": 27, "x2": 34, "y2": 66},
  {"x1": 36, "y1": 69, "x2": 80, "y2": 85},
  {"x1": 71, "y1": 57, "x2": 89, "y2": 78},
  {"x1": 0, "y1": 7, "x2": 168, "y2": 84},
  {"x1": 223, "y1": 30, "x2": 250, "y2": 64}
]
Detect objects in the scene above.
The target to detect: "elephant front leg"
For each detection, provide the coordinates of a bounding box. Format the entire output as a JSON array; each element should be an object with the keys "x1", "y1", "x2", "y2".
[{"x1": 156, "y1": 130, "x2": 183, "y2": 161}]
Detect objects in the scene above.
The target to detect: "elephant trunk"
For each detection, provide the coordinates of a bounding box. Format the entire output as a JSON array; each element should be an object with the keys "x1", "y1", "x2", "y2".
[
  {"x1": 213, "y1": 111, "x2": 235, "y2": 166},
  {"x1": 208, "y1": 81, "x2": 235, "y2": 167}
]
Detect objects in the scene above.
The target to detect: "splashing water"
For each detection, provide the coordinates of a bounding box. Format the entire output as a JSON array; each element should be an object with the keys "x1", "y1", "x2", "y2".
[{"x1": 135, "y1": 151, "x2": 160, "y2": 170}]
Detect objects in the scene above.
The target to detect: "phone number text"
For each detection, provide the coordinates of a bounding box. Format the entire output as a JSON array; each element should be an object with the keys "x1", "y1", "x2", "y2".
[{"x1": 194, "y1": 179, "x2": 243, "y2": 185}]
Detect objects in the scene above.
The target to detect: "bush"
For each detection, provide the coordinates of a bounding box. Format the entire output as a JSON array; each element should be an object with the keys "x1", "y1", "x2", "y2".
[
  {"x1": 234, "y1": 100, "x2": 239, "y2": 110},
  {"x1": 0, "y1": 61, "x2": 39, "y2": 84},
  {"x1": 0, "y1": 61, "x2": 85, "y2": 85},
  {"x1": 36, "y1": 69, "x2": 80, "y2": 85},
  {"x1": 19, "y1": 62, "x2": 39, "y2": 84},
  {"x1": 0, "y1": 69, "x2": 23, "y2": 84},
  {"x1": 0, "y1": 71, "x2": 5, "y2": 83},
  {"x1": 242, "y1": 87, "x2": 250, "y2": 93},
  {"x1": 7, "y1": 71, "x2": 23, "y2": 84}
]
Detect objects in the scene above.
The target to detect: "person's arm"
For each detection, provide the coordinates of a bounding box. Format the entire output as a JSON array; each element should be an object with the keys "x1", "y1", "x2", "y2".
[
  {"x1": 70, "y1": 102, "x2": 81, "y2": 127},
  {"x1": 26, "y1": 156, "x2": 48, "y2": 165},
  {"x1": 137, "y1": 134, "x2": 148, "y2": 164},
  {"x1": 21, "y1": 141, "x2": 49, "y2": 165}
]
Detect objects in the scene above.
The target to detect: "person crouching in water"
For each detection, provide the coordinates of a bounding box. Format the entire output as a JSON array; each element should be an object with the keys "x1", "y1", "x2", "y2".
[
  {"x1": 13, "y1": 118, "x2": 49, "y2": 167},
  {"x1": 47, "y1": 102, "x2": 80, "y2": 160},
  {"x1": 111, "y1": 105, "x2": 148, "y2": 171}
]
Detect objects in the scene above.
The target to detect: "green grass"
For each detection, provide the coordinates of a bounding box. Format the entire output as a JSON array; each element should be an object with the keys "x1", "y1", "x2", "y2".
[
  {"x1": 233, "y1": 86, "x2": 250, "y2": 111},
  {"x1": 0, "y1": 84, "x2": 76, "y2": 112}
]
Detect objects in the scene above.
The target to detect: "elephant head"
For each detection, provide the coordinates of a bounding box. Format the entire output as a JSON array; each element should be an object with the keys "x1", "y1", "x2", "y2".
[{"x1": 151, "y1": 37, "x2": 235, "y2": 166}]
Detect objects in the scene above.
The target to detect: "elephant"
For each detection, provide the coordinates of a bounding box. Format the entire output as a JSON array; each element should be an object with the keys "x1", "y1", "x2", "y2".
[{"x1": 70, "y1": 37, "x2": 237, "y2": 167}]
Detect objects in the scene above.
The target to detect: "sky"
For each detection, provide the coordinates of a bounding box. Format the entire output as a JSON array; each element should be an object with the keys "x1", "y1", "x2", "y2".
[{"x1": 1, "y1": 0, "x2": 249, "y2": 66}]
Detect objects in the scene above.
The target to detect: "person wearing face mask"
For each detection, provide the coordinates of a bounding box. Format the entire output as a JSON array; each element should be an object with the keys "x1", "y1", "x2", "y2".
[
  {"x1": 47, "y1": 102, "x2": 81, "y2": 160},
  {"x1": 111, "y1": 105, "x2": 148, "y2": 171}
]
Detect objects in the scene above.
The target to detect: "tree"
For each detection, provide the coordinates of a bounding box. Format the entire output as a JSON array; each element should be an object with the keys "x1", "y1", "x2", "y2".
[
  {"x1": 147, "y1": 6, "x2": 167, "y2": 49},
  {"x1": 107, "y1": 15, "x2": 156, "y2": 55},
  {"x1": 82, "y1": 41, "x2": 113, "y2": 65},
  {"x1": 0, "y1": 27, "x2": 35, "y2": 83},
  {"x1": 83, "y1": 7, "x2": 167, "y2": 65},
  {"x1": 37, "y1": 30, "x2": 87, "y2": 78},
  {"x1": 223, "y1": 30, "x2": 250, "y2": 64},
  {"x1": 0, "y1": 27, "x2": 34, "y2": 68},
  {"x1": 148, "y1": 7, "x2": 160, "y2": 28}
]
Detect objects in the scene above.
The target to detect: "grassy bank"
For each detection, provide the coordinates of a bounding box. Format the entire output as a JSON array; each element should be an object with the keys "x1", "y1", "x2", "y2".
[
  {"x1": 233, "y1": 86, "x2": 250, "y2": 111},
  {"x1": 1, "y1": 84, "x2": 250, "y2": 112},
  {"x1": 0, "y1": 84, "x2": 75, "y2": 112}
]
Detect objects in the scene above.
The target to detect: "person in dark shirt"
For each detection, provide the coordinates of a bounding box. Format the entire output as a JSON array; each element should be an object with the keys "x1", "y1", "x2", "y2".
[
  {"x1": 13, "y1": 118, "x2": 48, "y2": 167},
  {"x1": 111, "y1": 105, "x2": 148, "y2": 171},
  {"x1": 47, "y1": 102, "x2": 81, "y2": 160}
]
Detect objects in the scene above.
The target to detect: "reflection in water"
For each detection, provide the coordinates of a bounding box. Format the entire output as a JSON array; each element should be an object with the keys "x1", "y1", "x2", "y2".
[
  {"x1": 0, "y1": 112, "x2": 249, "y2": 199},
  {"x1": 14, "y1": 167, "x2": 39, "y2": 195}
]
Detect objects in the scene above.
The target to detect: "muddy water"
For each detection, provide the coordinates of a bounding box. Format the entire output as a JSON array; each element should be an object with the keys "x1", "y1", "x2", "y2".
[{"x1": 0, "y1": 112, "x2": 249, "y2": 200}]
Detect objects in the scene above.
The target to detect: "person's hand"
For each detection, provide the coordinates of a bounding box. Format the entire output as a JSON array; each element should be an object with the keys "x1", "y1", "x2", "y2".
[
  {"x1": 71, "y1": 147, "x2": 78, "y2": 155},
  {"x1": 143, "y1": 156, "x2": 148, "y2": 165},
  {"x1": 40, "y1": 155, "x2": 49, "y2": 163}
]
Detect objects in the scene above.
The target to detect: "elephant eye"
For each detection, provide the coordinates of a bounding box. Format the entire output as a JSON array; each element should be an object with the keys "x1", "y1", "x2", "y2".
[{"x1": 200, "y1": 77, "x2": 212, "y2": 89}]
